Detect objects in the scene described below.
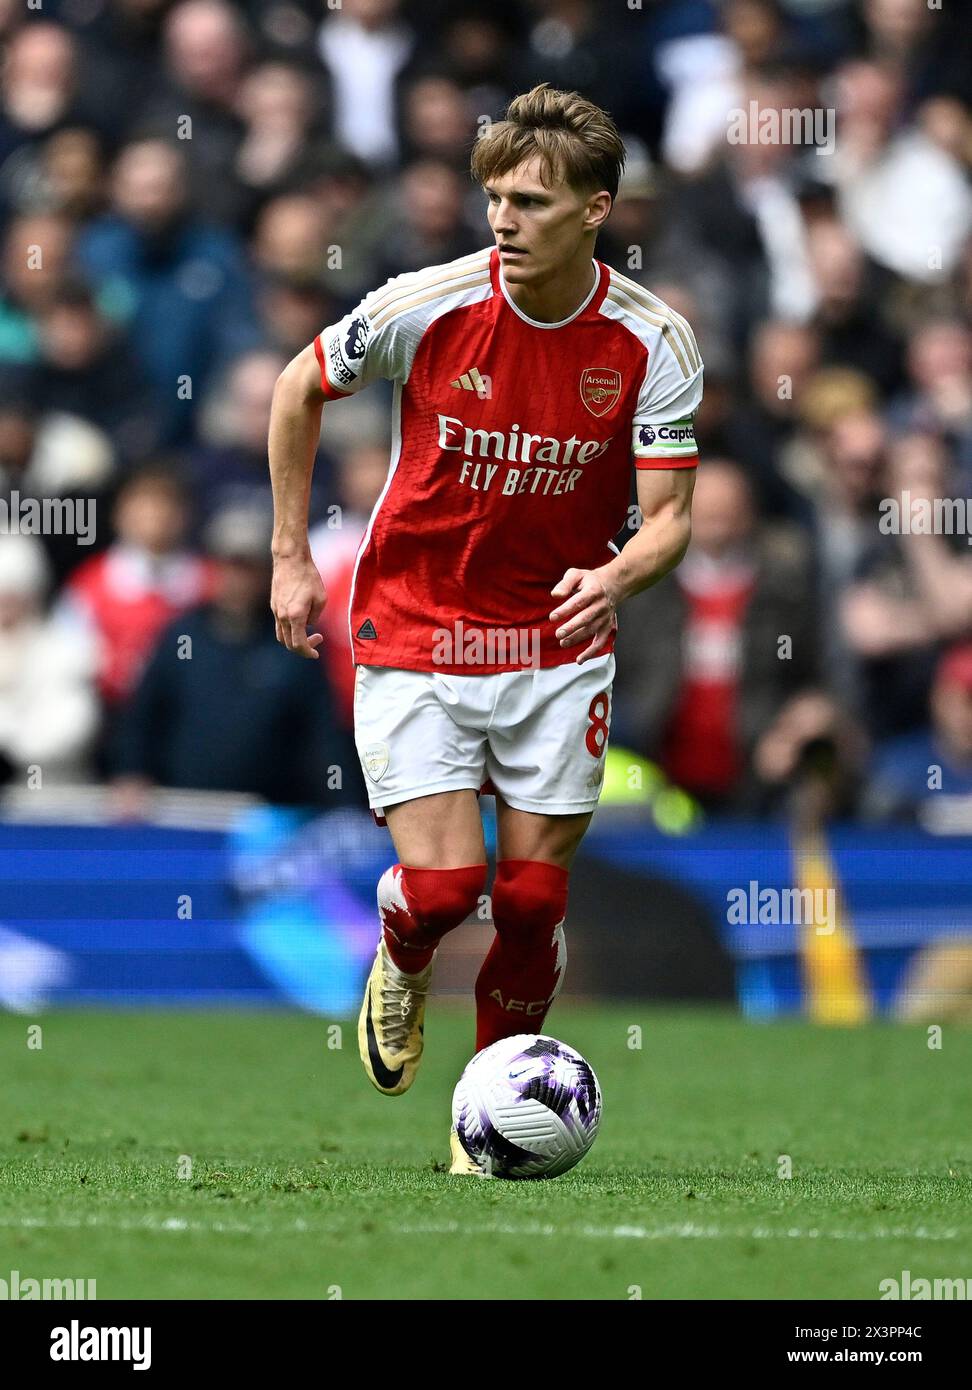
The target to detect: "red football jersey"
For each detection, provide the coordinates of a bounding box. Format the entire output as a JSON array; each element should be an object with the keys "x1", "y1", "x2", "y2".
[{"x1": 313, "y1": 247, "x2": 703, "y2": 674}]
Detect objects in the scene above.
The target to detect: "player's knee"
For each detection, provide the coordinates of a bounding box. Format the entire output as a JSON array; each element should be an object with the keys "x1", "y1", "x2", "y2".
[
  {"x1": 392, "y1": 862, "x2": 487, "y2": 943},
  {"x1": 491, "y1": 860, "x2": 569, "y2": 943}
]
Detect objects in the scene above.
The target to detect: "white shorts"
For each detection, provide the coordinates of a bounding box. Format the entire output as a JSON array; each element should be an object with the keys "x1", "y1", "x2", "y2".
[{"x1": 353, "y1": 654, "x2": 615, "y2": 818}]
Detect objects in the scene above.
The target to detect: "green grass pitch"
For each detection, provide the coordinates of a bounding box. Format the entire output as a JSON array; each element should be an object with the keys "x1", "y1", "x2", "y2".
[{"x1": 2, "y1": 1006, "x2": 970, "y2": 1300}]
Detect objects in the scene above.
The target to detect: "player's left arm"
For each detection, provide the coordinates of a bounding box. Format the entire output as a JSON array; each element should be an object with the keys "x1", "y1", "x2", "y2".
[
  {"x1": 553, "y1": 309, "x2": 703, "y2": 664},
  {"x1": 550, "y1": 466, "x2": 695, "y2": 664}
]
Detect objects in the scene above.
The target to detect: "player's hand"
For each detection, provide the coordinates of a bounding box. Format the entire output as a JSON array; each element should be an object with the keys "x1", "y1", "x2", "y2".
[
  {"x1": 271, "y1": 552, "x2": 327, "y2": 659},
  {"x1": 549, "y1": 567, "x2": 619, "y2": 664}
]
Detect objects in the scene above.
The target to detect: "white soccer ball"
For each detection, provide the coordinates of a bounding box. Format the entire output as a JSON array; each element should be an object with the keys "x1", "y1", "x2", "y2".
[{"x1": 452, "y1": 1034, "x2": 602, "y2": 1179}]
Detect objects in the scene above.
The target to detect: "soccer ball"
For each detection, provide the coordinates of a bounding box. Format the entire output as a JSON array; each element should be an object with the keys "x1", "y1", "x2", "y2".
[{"x1": 452, "y1": 1034, "x2": 601, "y2": 1179}]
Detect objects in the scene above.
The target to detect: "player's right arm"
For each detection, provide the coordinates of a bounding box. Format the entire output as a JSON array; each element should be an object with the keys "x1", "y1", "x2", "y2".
[
  {"x1": 270, "y1": 258, "x2": 478, "y2": 655},
  {"x1": 269, "y1": 342, "x2": 327, "y2": 659}
]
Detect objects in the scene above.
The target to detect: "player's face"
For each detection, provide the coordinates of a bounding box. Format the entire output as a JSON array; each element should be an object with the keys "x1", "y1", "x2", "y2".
[{"x1": 484, "y1": 157, "x2": 606, "y2": 285}]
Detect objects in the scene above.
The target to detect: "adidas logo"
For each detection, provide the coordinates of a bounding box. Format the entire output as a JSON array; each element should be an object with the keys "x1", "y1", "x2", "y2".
[
  {"x1": 450, "y1": 367, "x2": 491, "y2": 399},
  {"x1": 356, "y1": 619, "x2": 378, "y2": 640}
]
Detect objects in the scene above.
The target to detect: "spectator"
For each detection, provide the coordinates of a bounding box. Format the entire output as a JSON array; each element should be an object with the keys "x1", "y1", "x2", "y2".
[
  {"x1": 672, "y1": 70, "x2": 819, "y2": 343},
  {"x1": 188, "y1": 348, "x2": 334, "y2": 526},
  {"x1": 720, "y1": 320, "x2": 822, "y2": 519},
  {"x1": 865, "y1": 643, "x2": 972, "y2": 824},
  {"x1": 112, "y1": 505, "x2": 354, "y2": 806},
  {"x1": 317, "y1": 0, "x2": 416, "y2": 169},
  {"x1": 137, "y1": 0, "x2": 251, "y2": 226},
  {"x1": 595, "y1": 145, "x2": 726, "y2": 343},
  {"x1": 431, "y1": 5, "x2": 522, "y2": 117},
  {"x1": 751, "y1": 689, "x2": 867, "y2": 825},
  {"x1": 0, "y1": 389, "x2": 113, "y2": 587},
  {"x1": 887, "y1": 319, "x2": 972, "y2": 490},
  {"x1": 251, "y1": 192, "x2": 336, "y2": 283},
  {"x1": 512, "y1": 0, "x2": 648, "y2": 139},
  {"x1": 0, "y1": 23, "x2": 88, "y2": 175},
  {"x1": 75, "y1": 137, "x2": 261, "y2": 441},
  {"x1": 64, "y1": 0, "x2": 170, "y2": 140},
  {"x1": 235, "y1": 62, "x2": 323, "y2": 206},
  {"x1": 807, "y1": 217, "x2": 904, "y2": 395},
  {"x1": 654, "y1": 0, "x2": 757, "y2": 178},
  {"x1": 0, "y1": 535, "x2": 99, "y2": 785},
  {"x1": 918, "y1": 96, "x2": 972, "y2": 170},
  {"x1": 862, "y1": 0, "x2": 972, "y2": 112},
  {"x1": 844, "y1": 431, "x2": 972, "y2": 659},
  {"x1": 612, "y1": 459, "x2": 820, "y2": 812},
  {"x1": 399, "y1": 74, "x2": 476, "y2": 170},
  {"x1": 829, "y1": 62, "x2": 972, "y2": 284},
  {"x1": 0, "y1": 212, "x2": 73, "y2": 366},
  {"x1": 62, "y1": 466, "x2": 213, "y2": 710},
  {"x1": 374, "y1": 160, "x2": 481, "y2": 280},
  {"x1": 836, "y1": 428, "x2": 950, "y2": 738},
  {"x1": 30, "y1": 281, "x2": 163, "y2": 461},
  {"x1": 38, "y1": 127, "x2": 108, "y2": 224},
  {"x1": 257, "y1": 275, "x2": 338, "y2": 360}
]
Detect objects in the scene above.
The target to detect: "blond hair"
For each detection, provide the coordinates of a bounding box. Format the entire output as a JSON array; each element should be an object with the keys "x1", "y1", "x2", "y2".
[{"x1": 470, "y1": 84, "x2": 625, "y2": 201}]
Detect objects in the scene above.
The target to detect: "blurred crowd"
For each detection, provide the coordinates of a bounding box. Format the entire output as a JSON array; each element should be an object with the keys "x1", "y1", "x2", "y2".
[{"x1": 0, "y1": 0, "x2": 971, "y2": 823}]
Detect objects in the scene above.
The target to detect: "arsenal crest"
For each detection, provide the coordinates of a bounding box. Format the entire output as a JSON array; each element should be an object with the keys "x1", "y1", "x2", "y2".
[
  {"x1": 362, "y1": 742, "x2": 390, "y2": 782},
  {"x1": 580, "y1": 368, "x2": 621, "y2": 417}
]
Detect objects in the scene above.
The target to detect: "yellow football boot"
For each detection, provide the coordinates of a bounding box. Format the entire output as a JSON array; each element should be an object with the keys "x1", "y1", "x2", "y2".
[{"x1": 357, "y1": 938, "x2": 432, "y2": 1096}]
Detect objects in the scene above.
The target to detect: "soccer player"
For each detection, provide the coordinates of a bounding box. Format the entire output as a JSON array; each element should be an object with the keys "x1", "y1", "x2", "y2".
[{"x1": 268, "y1": 84, "x2": 702, "y2": 1173}]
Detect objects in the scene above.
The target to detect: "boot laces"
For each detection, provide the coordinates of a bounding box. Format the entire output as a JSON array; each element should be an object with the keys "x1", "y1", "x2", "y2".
[{"x1": 379, "y1": 973, "x2": 427, "y2": 1053}]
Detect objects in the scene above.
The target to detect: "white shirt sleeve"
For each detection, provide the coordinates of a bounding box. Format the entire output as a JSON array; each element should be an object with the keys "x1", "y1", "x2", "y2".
[
  {"x1": 314, "y1": 288, "x2": 413, "y2": 398},
  {"x1": 631, "y1": 318, "x2": 704, "y2": 468},
  {"x1": 313, "y1": 251, "x2": 494, "y2": 400}
]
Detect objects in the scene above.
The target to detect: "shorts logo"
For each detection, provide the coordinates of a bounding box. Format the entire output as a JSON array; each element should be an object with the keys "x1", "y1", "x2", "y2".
[
  {"x1": 580, "y1": 368, "x2": 621, "y2": 417},
  {"x1": 362, "y1": 742, "x2": 390, "y2": 782}
]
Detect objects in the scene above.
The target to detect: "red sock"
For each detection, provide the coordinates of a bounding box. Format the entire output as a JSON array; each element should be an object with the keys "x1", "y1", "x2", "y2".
[
  {"x1": 474, "y1": 860, "x2": 569, "y2": 1052},
  {"x1": 378, "y1": 862, "x2": 486, "y2": 973}
]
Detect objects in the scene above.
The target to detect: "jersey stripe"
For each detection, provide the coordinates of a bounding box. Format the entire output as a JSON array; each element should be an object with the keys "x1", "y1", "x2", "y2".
[
  {"x1": 607, "y1": 272, "x2": 701, "y2": 374},
  {"x1": 609, "y1": 269, "x2": 701, "y2": 370},
  {"x1": 605, "y1": 287, "x2": 693, "y2": 379},
  {"x1": 606, "y1": 281, "x2": 699, "y2": 375},
  {"x1": 371, "y1": 270, "x2": 491, "y2": 332},
  {"x1": 367, "y1": 247, "x2": 491, "y2": 310},
  {"x1": 366, "y1": 252, "x2": 493, "y2": 322}
]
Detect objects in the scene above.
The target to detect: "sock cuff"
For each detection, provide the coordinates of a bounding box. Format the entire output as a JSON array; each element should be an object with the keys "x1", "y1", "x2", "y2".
[
  {"x1": 494, "y1": 859, "x2": 570, "y2": 890},
  {"x1": 397, "y1": 862, "x2": 487, "y2": 915},
  {"x1": 492, "y1": 860, "x2": 570, "y2": 924},
  {"x1": 399, "y1": 863, "x2": 487, "y2": 887}
]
